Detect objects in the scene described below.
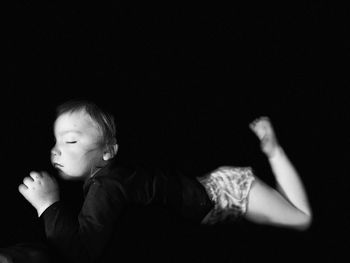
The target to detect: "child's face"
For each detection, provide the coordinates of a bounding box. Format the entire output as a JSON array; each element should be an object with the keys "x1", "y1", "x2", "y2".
[{"x1": 51, "y1": 110, "x2": 105, "y2": 180}]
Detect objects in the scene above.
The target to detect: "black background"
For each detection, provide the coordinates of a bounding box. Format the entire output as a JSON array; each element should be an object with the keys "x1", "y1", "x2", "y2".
[{"x1": 2, "y1": 2, "x2": 349, "y2": 262}]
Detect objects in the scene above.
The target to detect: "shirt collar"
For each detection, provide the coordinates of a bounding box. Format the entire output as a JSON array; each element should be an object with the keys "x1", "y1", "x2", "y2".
[{"x1": 82, "y1": 159, "x2": 117, "y2": 191}]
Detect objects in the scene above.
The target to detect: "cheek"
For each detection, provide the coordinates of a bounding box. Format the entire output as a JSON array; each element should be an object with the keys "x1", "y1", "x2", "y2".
[
  {"x1": 62, "y1": 148, "x2": 82, "y2": 162},
  {"x1": 76, "y1": 147, "x2": 103, "y2": 167},
  {"x1": 60, "y1": 154, "x2": 90, "y2": 178},
  {"x1": 60, "y1": 147, "x2": 88, "y2": 170},
  {"x1": 84, "y1": 148, "x2": 104, "y2": 163},
  {"x1": 61, "y1": 145, "x2": 103, "y2": 168}
]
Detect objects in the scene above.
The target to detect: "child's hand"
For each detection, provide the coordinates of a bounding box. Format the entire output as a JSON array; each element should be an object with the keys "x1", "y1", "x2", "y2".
[
  {"x1": 18, "y1": 171, "x2": 60, "y2": 217},
  {"x1": 249, "y1": 116, "x2": 280, "y2": 158}
]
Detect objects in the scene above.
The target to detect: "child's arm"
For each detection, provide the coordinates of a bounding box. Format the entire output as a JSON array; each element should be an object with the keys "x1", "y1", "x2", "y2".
[
  {"x1": 245, "y1": 117, "x2": 312, "y2": 230},
  {"x1": 19, "y1": 173, "x2": 126, "y2": 263},
  {"x1": 40, "y1": 178, "x2": 127, "y2": 263}
]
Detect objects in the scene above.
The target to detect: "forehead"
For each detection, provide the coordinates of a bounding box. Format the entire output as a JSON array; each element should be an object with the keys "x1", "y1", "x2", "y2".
[{"x1": 54, "y1": 111, "x2": 100, "y2": 137}]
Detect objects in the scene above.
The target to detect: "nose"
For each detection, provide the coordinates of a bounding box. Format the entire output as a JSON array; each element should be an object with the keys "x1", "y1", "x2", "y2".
[{"x1": 51, "y1": 144, "x2": 61, "y2": 157}]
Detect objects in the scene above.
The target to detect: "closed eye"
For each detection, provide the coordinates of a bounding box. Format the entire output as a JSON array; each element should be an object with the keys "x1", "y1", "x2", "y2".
[{"x1": 66, "y1": 141, "x2": 77, "y2": 144}]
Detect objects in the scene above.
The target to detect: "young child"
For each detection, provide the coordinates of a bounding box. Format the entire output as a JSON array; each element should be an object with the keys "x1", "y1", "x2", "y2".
[{"x1": 15, "y1": 100, "x2": 311, "y2": 263}]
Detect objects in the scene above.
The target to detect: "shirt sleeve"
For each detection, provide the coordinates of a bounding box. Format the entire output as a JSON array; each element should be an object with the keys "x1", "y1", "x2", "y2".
[{"x1": 41, "y1": 177, "x2": 127, "y2": 263}]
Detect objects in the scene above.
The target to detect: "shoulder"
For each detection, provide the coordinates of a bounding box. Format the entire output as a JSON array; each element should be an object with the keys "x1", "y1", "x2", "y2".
[
  {"x1": 95, "y1": 162, "x2": 137, "y2": 182},
  {"x1": 84, "y1": 175, "x2": 128, "y2": 205},
  {"x1": 84, "y1": 163, "x2": 135, "y2": 196}
]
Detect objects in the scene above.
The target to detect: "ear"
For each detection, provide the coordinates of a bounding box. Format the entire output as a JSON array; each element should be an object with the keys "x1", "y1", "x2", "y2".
[{"x1": 102, "y1": 144, "x2": 119, "y2": 161}]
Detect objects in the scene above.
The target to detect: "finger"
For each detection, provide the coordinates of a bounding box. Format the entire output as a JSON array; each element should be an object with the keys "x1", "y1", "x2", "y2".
[
  {"x1": 249, "y1": 123, "x2": 261, "y2": 135},
  {"x1": 18, "y1": 183, "x2": 28, "y2": 194},
  {"x1": 23, "y1": 176, "x2": 34, "y2": 187},
  {"x1": 249, "y1": 119, "x2": 259, "y2": 129},
  {"x1": 29, "y1": 171, "x2": 42, "y2": 181},
  {"x1": 252, "y1": 118, "x2": 259, "y2": 125}
]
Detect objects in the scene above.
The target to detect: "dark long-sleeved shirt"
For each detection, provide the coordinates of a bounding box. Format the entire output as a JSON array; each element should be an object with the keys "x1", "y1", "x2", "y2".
[{"x1": 41, "y1": 160, "x2": 214, "y2": 263}]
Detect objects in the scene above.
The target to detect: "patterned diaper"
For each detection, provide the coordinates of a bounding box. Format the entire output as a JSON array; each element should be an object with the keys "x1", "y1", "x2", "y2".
[{"x1": 197, "y1": 166, "x2": 255, "y2": 225}]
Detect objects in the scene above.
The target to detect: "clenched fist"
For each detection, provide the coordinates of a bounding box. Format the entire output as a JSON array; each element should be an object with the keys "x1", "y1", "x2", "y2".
[{"x1": 18, "y1": 171, "x2": 60, "y2": 217}]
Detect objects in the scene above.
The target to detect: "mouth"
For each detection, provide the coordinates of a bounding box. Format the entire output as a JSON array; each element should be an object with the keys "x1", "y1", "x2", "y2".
[{"x1": 53, "y1": 163, "x2": 64, "y2": 168}]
